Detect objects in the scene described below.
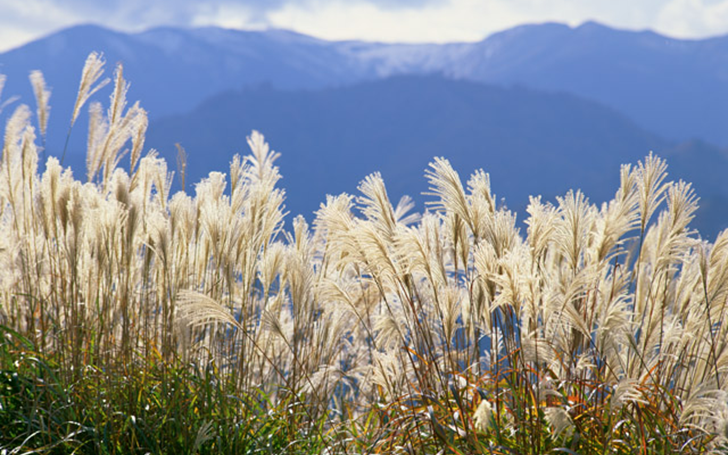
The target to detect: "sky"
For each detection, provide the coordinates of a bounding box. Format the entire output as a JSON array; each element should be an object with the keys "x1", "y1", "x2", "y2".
[{"x1": 1, "y1": 0, "x2": 728, "y2": 52}]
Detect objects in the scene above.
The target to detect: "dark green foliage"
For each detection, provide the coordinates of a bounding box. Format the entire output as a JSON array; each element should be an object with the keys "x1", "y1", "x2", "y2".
[{"x1": 0, "y1": 325, "x2": 334, "y2": 454}]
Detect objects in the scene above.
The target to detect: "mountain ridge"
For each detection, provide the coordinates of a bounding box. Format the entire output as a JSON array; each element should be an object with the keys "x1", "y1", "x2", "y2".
[
  {"x1": 4, "y1": 20, "x2": 728, "y2": 147},
  {"x1": 145, "y1": 75, "x2": 728, "y2": 238},
  {"x1": 1, "y1": 22, "x2": 727, "y2": 236}
]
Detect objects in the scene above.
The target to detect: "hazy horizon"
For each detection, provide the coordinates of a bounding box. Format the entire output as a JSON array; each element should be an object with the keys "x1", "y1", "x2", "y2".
[
  {"x1": 4, "y1": 17, "x2": 728, "y2": 55},
  {"x1": 3, "y1": 0, "x2": 728, "y2": 53}
]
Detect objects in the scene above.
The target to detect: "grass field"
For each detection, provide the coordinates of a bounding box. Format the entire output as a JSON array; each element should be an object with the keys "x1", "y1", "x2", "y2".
[{"x1": 1, "y1": 52, "x2": 728, "y2": 454}]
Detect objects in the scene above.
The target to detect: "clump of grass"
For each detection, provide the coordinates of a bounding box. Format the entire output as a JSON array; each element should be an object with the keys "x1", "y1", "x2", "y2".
[
  {"x1": 0, "y1": 324, "x2": 335, "y2": 454},
  {"x1": 1, "y1": 53, "x2": 728, "y2": 454},
  {"x1": 341, "y1": 158, "x2": 728, "y2": 454}
]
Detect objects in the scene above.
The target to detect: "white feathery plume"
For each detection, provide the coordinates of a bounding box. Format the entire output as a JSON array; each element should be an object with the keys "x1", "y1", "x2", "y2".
[
  {"x1": 3, "y1": 104, "x2": 31, "y2": 165},
  {"x1": 681, "y1": 386, "x2": 726, "y2": 429},
  {"x1": 492, "y1": 242, "x2": 531, "y2": 320},
  {"x1": 258, "y1": 242, "x2": 286, "y2": 296},
  {"x1": 102, "y1": 102, "x2": 146, "y2": 184},
  {"x1": 520, "y1": 333, "x2": 555, "y2": 365},
  {"x1": 438, "y1": 284, "x2": 461, "y2": 347},
  {"x1": 195, "y1": 171, "x2": 227, "y2": 207},
  {"x1": 610, "y1": 378, "x2": 648, "y2": 410},
  {"x1": 473, "y1": 240, "x2": 498, "y2": 330},
  {"x1": 129, "y1": 107, "x2": 148, "y2": 174},
  {"x1": 71, "y1": 52, "x2": 110, "y2": 127},
  {"x1": 590, "y1": 165, "x2": 639, "y2": 264},
  {"x1": 526, "y1": 196, "x2": 558, "y2": 262},
  {"x1": 595, "y1": 292, "x2": 632, "y2": 376},
  {"x1": 246, "y1": 130, "x2": 281, "y2": 185},
  {"x1": 357, "y1": 172, "x2": 397, "y2": 237},
  {"x1": 148, "y1": 153, "x2": 173, "y2": 209},
  {"x1": 175, "y1": 290, "x2": 241, "y2": 331},
  {"x1": 107, "y1": 64, "x2": 129, "y2": 125},
  {"x1": 467, "y1": 169, "x2": 495, "y2": 239},
  {"x1": 482, "y1": 209, "x2": 520, "y2": 260},
  {"x1": 393, "y1": 195, "x2": 420, "y2": 226},
  {"x1": 369, "y1": 350, "x2": 404, "y2": 397},
  {"x1": 86, "y1": 101, "x2": 108, "y2": 181},
  {"x1": 666, "y1": 180, "x2": 698, "y2": 236},
  {"x1": 544, "y1": 407, "x2": 574, "y2": 439},
  {"x1": 700, "y1": 224, "x2": 728, "y2": 314},
  {"x1": 20, "y1": 124, "x2": 39, "y2": 184},
  {"x1": 425, "y1": 157, "x2": 474, "y2": 233},
  {"x1": 228, "y1": 154, "x2": 250, "y2": 214},
  {"x1": 636, "y1": 152, "x2": 669, "y2": 233},
  {"x1": 29, "y1": 70, "x2": 51, "y2": 140},
  {"x1": 446, "y1": 208, "x2": 471, "y2": 274},
  {"x1": 554, "y1": 190, "x2": 596, "y2": 271},
  {"x1": 37, "y1": 157, "x2": 63, "y2": 236},
  {"x1": 473, "y1": 399, "x2": 494, "y2": 431}
]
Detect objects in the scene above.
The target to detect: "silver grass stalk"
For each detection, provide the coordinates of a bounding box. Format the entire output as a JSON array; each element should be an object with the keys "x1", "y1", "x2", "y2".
[
  {"x1": 610, "y1": 378, "x2": 648, "y2": 410},
  {"x1": 393, "y1": 195, "x2": 420, "y2": 226},
  {"x1": 86, "y1": 102, "x2": 107, "y2": 181},
  {"x1": 2, "y1": 105, "x2": 32, "y2": 185},
  {"x1": 555, "y1": 190, "x2": 596, "y2": 271},
  {"x1": 705, "y1": 230, "x2": 728, "y2": 316},
  {"x1": 246, "y1": 130, "x2": 281, "y2": 184},
  {"x1": 526, "y1": 196, "x2": 559, "y2": 261},
  {"x1": 71, "y1": 52, "x2": 110, "y2": 127},
  {"x1": 473, "y1": 399, "x2": 493, "y2": 431},
  {"x1": 102, "y1": 102, "x2": 145, "y2": 184},
  {"x1": 357, "y1": 172, "x2": 397, "y2": 237},
  {"x1": 425, "y1": 157, "x2": 474, "y2": 234},
  {"x1": 590, "y1": 166, "x2": 639, "y2": 263},
  {"x1": 544, "y1": 407, "x2": 574, "y2": 439},
  {"x1": 466, "y1": 169, "x2": 495, "y2": 239},
  {"x1": 29, "y1": 70, "x2": 51, "y2": 140},
  {"x1": 636, "y1": 152, "x2": 669, "y2": 234},
  {"x1": 175, "y1": 290, "x2": 242, "y2": 331},
  {"x1": 108, "y1": 64, "x2": 129, "y2": 125},
  {"x1": 129, "y1": 107, "x2": 148, "y2": 174}
]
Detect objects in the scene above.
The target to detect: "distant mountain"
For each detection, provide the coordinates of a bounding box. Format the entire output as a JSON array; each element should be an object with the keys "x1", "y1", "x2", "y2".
[
  {"x1": 0, "y1": 24, "x2": 368, "y2": 160},
  {"x1": 2, "y1": 22, "x2": 728, "y2": 147},
  {"x1": 2, "y1": 23, "x2": 727, "y2": 236},
  {"x1": 0, "y1": 25, "x2": 370, "y2": 117},
  {"x1": 354, "y1": 21, "x2": 728, "y2": 145},
  {"x1": 145, "y1": 75, "x2": 728, "y2": 239}
]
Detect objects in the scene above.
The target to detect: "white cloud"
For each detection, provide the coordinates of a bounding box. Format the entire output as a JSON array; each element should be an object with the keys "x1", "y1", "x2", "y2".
[
  {"x1": 257, "y1": 0, "x2": 728, "y2": 43},
  {"x1": 0, "y1": 28, "x2": 41, "y2": 53},
  {"x1": 190, "y1": 4, "x2": 266, "y2": 30},
  {"x1": 267, "y1": 0, "x2": 513, "y2": 42},
  {"x1": 0, "y1": 0, "x2": 81, "y2": 50},
  {"x1": 655, "y1": 0, "x2": 728, "y2": 38},
  {"x1": 263, "y1": 0, "x2": 703, "y2": 43}
]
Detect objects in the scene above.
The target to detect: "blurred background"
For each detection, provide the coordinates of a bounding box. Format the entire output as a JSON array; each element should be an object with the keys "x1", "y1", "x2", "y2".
[{"x1": 1, "y1": 0, "x2": 727, "y2": 238}]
